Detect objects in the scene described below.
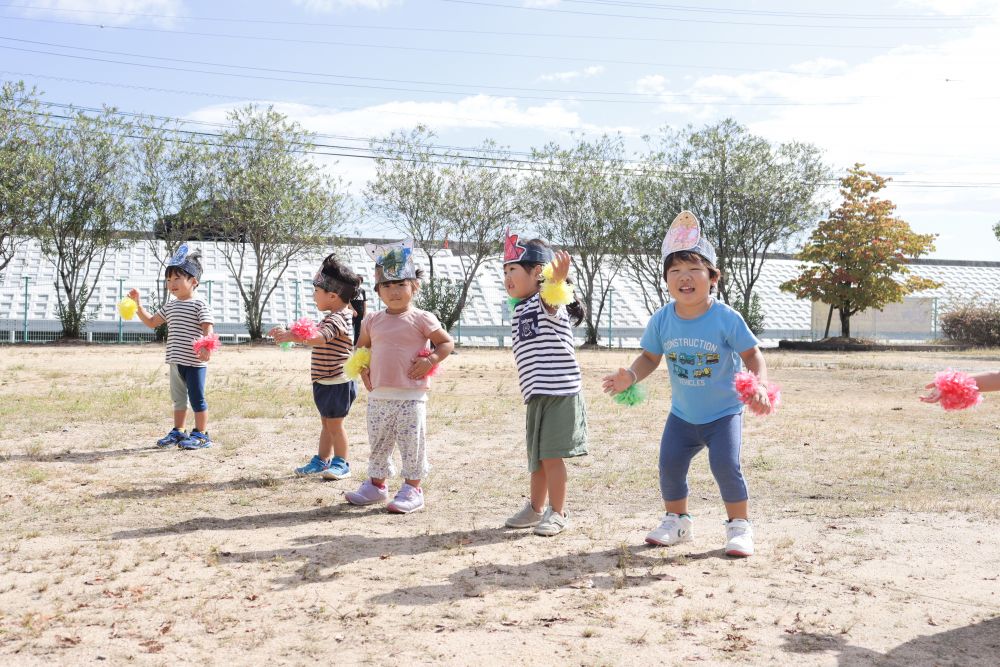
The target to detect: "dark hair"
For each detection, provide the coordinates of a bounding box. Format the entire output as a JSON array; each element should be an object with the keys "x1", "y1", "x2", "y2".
[
  {"x1": 373, "y1": 267, "x2": 425, "y2": 294},
  {"x1": 165, "y1": 260, "x2": 201, "y2": 283},
  {"x1": 516, "y1": 239, "x2": 586, "y2": 327},
  {"x1": 663, "y1": 251, "x2": 721, "y2": 283},
  {"x1": 318, "y1": 253, "x2": 363, "y2": 301}
]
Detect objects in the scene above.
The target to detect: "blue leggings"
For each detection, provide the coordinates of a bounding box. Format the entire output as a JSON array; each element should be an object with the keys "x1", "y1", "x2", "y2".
[
  {"x1": 659, "y1": 412, "x2": 748, "y2": 503},
  {"x1": 170, "y1": 364, "x2": 207, "y2": 413}
]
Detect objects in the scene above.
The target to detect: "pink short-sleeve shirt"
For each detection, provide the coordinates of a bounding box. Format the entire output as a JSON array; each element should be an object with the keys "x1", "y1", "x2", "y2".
[{"x1": 362, "y1": 308, "x2": 442, "y2": 392}]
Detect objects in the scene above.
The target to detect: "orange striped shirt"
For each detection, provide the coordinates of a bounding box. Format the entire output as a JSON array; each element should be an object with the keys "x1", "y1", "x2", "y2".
[{"x1": 311, "y1": 309, "x2": 353, "y2": 382}]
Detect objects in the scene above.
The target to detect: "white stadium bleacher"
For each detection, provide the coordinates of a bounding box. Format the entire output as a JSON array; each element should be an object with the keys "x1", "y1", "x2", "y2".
[{"x1": 1, "y1": 238, "x2": 999, "y2": 345}]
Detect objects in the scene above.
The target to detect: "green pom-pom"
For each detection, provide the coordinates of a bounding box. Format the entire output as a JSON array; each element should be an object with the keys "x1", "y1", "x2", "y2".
[
  {"x1": 279, "y1": 341, "x2": 295, "y2": 350},
  {"x1": 507, "y1": 296, "x2": 523, "y2": 309},
  {"x1": 613, "y1": 383, "x2": 648, "y2": 407}
]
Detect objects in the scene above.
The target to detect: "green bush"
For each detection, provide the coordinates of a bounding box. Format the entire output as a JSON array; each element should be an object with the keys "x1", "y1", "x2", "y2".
[
  {"x1": 940, "y1": 301, "x2": 1000, "y2": 346},
  {"x1": 734, "y1": 292, "x2": 766, "y2": 336}
]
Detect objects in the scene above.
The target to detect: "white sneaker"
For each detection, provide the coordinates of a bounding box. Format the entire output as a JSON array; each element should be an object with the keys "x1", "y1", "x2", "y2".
[
  {"x1": 344, "y1": 479, "x2": 389, "y2": 506},
  {"x1": 725, "y1": 518, "x2": 754, "y2": 557},
  {"x1": 387, "y1": 483, "x2": 424, "y2": 514},
  {"x1": 533, "y1": 508, "x2": 568, "y2": 536},
  {"x1": 505, "y1": 501, "x2": 546, "y2": 528},
  {"x1": 645, "y1": 512, "x2": 694, "y2": 546}
]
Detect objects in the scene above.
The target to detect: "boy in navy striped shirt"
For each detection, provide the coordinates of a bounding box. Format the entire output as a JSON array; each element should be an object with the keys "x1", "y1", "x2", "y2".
[{"x1": 130, "y1": 243, "x2": 216, "y2": 450}]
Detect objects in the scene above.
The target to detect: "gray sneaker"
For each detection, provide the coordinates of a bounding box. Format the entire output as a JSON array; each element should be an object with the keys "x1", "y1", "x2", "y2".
[
  {"x1": 533, "y1": 508, "x2": 568, "y2": 536},
  {"x1": 505, "y1": 501, "x2": 546, "y2": 528}
]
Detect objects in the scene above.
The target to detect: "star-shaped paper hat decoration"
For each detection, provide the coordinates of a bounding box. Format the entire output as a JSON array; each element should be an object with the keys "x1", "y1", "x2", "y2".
[
  {"x1": 503, "y1": 229, "x2": 554, "y2": 265},
  {"x1": 166, "y1": 243, "x2": 203, "y2": 280}
]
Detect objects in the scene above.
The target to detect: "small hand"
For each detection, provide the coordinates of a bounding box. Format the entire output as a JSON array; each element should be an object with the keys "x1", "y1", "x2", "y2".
[
  {"x1": 360, "y1": 367, "x2": 373, "y2": 392},
  {"x1": 601, "y1": 368, "x2": 633, "y2": 394},
  {"x1": 550, "y1": 250, "x2": 571, "y2": 283},
  {"x1": 919, "y1": 382, "x2": 941, "y2": 404},
  {"x1": 268, "y1": 326, "x2": 291, "y2": 343},
  {"x1": 408, "y1": 356, "x2": 435, "y2": 380},
  {"x1": 747, "y1": 384, "x2": 771, "y2": 415},
  {"x1": 197, "y1": 348, "x2": 211, "y2": 362},
  {"x1": 127, "y1": 288, "x2": 140, "y2": 304}
]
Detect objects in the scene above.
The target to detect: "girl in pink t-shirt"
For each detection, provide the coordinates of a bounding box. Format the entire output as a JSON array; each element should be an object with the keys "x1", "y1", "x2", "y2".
[{"x1": 345, "y1": 253, "x2": 454, "y2": 514}]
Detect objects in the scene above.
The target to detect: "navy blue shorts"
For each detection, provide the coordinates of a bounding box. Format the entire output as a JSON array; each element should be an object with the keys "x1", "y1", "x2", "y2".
[{"x1": 313, "y1": 381, "x2": 356, "y2": 419}]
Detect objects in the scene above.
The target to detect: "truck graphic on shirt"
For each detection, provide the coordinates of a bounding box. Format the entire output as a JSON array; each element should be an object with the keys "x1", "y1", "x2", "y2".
[
  {"x1": 678, "y1": 353, "x2": 696, "y2": 366},
  {"x1": 672, "y1": 363, "x2": 689, "y2": 379},
  {"x1": 706, "y1": 353, "x2": 720, "y2": 364},
  {"x1": 693, "y1": 367, "x2": 712, "y2": 379}
]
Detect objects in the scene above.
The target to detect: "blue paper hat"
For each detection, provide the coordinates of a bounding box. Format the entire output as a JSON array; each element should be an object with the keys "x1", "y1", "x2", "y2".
[
  {"x1": 365, "y1": 238, "x2": 418, "y2": 283},
  {"x1": 661, "y1": 211, "x2": 717, "y2": 266},
  {"x1": 166, "y1": 243, "x2": 203, "y2": 280}
]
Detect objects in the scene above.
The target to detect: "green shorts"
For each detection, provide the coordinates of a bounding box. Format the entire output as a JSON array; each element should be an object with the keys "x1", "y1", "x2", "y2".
[{"x1": 525, "y1": 393, "x2": 589, "y2": 473}]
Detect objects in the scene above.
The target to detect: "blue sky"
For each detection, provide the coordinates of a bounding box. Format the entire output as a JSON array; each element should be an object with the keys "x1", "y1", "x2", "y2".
[{"x1": 3, "y1": 0, "x2": 999, "y2": 260}]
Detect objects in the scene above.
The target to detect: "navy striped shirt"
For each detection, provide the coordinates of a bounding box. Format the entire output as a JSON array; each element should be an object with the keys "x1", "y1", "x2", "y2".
[
  {"x1": 157, "y1": 298, "x2": 214, "y2": 367},
  {"x1": 511, "y1": 293, "x2": 582, "y2": 403}
]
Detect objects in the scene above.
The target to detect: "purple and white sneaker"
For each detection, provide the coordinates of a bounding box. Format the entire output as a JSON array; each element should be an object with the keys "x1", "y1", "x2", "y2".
[
  {"x1": 387, "y1": 483, "x2": 424, "y2": 514},
  {"x1": 344, "y1": 479, "x2": 388, "y2": 506}
]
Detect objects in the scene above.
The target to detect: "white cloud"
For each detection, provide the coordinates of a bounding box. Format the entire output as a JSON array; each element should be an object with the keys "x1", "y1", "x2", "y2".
[
  {"x1": 16, "y1": 0, "x2": 182, "y2": 26},
  {"x1": 523, "y1": 0, "x2": 561, "y2": 7},
  {"x1": 537, "y1": 65, "x2": 605, "y2": 82}
]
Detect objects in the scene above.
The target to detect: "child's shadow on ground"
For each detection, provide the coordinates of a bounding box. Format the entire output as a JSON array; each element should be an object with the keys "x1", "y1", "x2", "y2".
[
  {"x1": 112, "y1": 500, "x2": 378, "y2": 539},
  {"x1": 783, "y1": 617, "x2": 1000, "y2": 666},
  {"x1": 0, "y1": 445, "x2": 163, "y2": 464},
  {"x1": 217, "y1": 527, "x2": 534, "y2": 590},
  {"x1": 368, "y1": 543, "x2": 728, "y2": 605},
  {"x1": 97, "y1": 476, "x2": 292, "y2": 501}
]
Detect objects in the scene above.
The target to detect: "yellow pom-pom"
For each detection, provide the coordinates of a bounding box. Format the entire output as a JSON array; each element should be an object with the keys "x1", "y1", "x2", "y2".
[
  {"x1": 344, "y1": 347, "x2": 372, "y2": 379},
  {"x1": 540, "y1": 279, "x2": 574, "y2": 307},
  {"x1": 541, "y1": 263, "x2": 555, "y2": 281},
  {"x1": 117, "y1": 297, "x2": 137, "y2": 320}
]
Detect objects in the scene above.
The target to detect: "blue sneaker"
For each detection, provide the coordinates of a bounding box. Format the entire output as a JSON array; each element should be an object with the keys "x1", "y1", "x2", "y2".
[
  {"x1": 156, "y1": 428, "x2": 186, "y2": 448},
  {"x1": 178, "y1": 431, "x2": 212, "y2": 450},
  {"x1": 295, "y1": 455, "x2": 331, "y2": 476},
  {"x1": 321, "y1": 456, "x2": 351, "y2": 480}
]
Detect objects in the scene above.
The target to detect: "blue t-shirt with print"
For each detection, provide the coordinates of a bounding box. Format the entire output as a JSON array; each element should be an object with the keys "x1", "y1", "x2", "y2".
[{"x1": 640, "y1": 299, "x2": 759, "y2": 425}]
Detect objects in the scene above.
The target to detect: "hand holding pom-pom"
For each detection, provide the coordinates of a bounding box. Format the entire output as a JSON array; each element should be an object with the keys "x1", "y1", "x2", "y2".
[
  {"x1": 289, "y1": 317, "x2": 319, "y2": 341},
  {"x1": 539, "y1": 280, "x2": 574, "y2": 307},
  {"x1": 921, "y1": 369, "x2": 982, "y2": 411},
  {"x1": 733, "y1": 371, "x2": 780, "y2": 416},
  {"x1": 192, "y1": 333, "x2": 221, "y2": 356},
  {"x1": 344, "y1": 347, "x2": 371, "y2": 380},
  {"x1": 416, "y1": 348, "x2": 441, "y2": 378},
  {"x1": 117, "y1": 297, "x2": 138, "y2": 321},
  {"x1": 612, "y1": 383, "x2": 648, "y2": 407}
]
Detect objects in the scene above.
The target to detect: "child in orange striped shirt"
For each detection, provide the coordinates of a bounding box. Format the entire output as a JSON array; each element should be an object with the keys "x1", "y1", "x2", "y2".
[{"x1": 270, "y1": 254, "x2": 362, "y2": 480}]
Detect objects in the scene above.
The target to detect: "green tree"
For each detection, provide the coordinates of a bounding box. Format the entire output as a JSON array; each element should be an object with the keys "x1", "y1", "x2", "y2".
[
  {"x1": 646, "y1": 120, "x2": 828, "y2": 320},
  {"x1": 780, "y1": 164, "x2": 941, "y2": 339},
  {"x1": 0, "y1": 80, "x2": 47, "y2": 274},
  {"x1": 132, "y1": 119, "x2": 215, "y2": 317},
  {"x1": 364, "y1": 126, "x2": 448, "y2": 281},
  {"x1": 35, "y1": 107, "x2": 133, "y2": 338},
  {"x1": 210, "y1": 105, "x2": 351, "y2": 340},
  {"x1": 526, "y1": 134, "x2": 629, "y2": 346},
  {"x1": 435, "y1": 140, "x2": 522, "y2": 331}
]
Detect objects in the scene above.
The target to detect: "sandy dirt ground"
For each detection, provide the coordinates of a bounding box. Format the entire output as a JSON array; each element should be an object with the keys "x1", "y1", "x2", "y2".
[{"x1": 0, "y1": 345, "x2": 998, "y2": 666}]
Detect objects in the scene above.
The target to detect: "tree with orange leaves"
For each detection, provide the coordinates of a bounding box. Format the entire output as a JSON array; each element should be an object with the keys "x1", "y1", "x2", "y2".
[{"x1": 780, "y1": 164, "x2": 940, "y2": 339}]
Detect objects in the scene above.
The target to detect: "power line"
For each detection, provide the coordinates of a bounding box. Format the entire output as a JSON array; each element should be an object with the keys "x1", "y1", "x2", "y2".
[
  {"x1": 10, "y1": 107, "x2": 1000, "y2": 190},
  {"x1": 0, "y1": 13, "x2": 903, "y2": 50},
  {"x1": 440, "y1": 0, "x2": 982, "y2": 29},
  {"x1": 553, "y1": 0, "x2": 987, "y2": 21}
]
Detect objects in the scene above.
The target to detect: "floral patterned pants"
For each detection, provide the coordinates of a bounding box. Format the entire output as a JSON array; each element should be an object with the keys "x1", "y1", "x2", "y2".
[{"x1": 365, "y1": 398, "x2": 429, "y2": 480}]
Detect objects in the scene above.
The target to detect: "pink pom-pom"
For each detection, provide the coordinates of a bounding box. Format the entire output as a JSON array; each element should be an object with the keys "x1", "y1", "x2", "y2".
[
  {"x1": 289, "y1": 317, "x2": 319, "y2": 341},
  {"x1": 733, "y1": 371, "x2": 780, "y2": 416},
  {"x1": 417, "y1": 348, "x2": 441, "y2": 378},
  {"x1": 192, "y1": 333, "x2": 221, "y2": 354},
  {"x1": 933, "y1": 369, "x2": 983, "y2": 411}
]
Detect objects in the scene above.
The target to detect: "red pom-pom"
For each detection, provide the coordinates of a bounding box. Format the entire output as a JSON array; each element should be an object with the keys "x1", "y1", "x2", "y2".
[
  {"x1": 192, "y1": 333, "x2": 221, "y2": 354},
  {"x1": 417, "y1": 348, "x2": 441, "y2": 378},
  {"x1": 933, "y1": 369, "x2": 983, "y2": 411},
  {"x1": 289, "y1": 317, "x2": 319, "y2": 341},
  {"x1": 733, "y1": 371, "x2": 780, "y2": 416}
]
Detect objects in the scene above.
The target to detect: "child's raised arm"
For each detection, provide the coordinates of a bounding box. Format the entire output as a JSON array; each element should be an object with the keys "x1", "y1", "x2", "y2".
[
  {"x1": 602, "y1": 350, "x2": 663, "y2": 394},
  {"x1": 127, "y1": 288, "x2": 165, "y2": 329}
]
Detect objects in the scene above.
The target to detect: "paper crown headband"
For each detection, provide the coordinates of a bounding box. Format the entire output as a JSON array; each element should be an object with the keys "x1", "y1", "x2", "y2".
[
  {"x1": 312, "y1": 271, "x2": 354, "y2": 300},
  {"x1": 166, "y1": 243, "x2": 203, "y2": 280},
  {"x1": 364, "y1": 238, "x2": 417, "y2": 283},
  {"x1": 661, "y1": 211, "x2": 717, "y2": 266},
  {"x1": 503, "y1": 230, "x2": 554, "y2": 265}
]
